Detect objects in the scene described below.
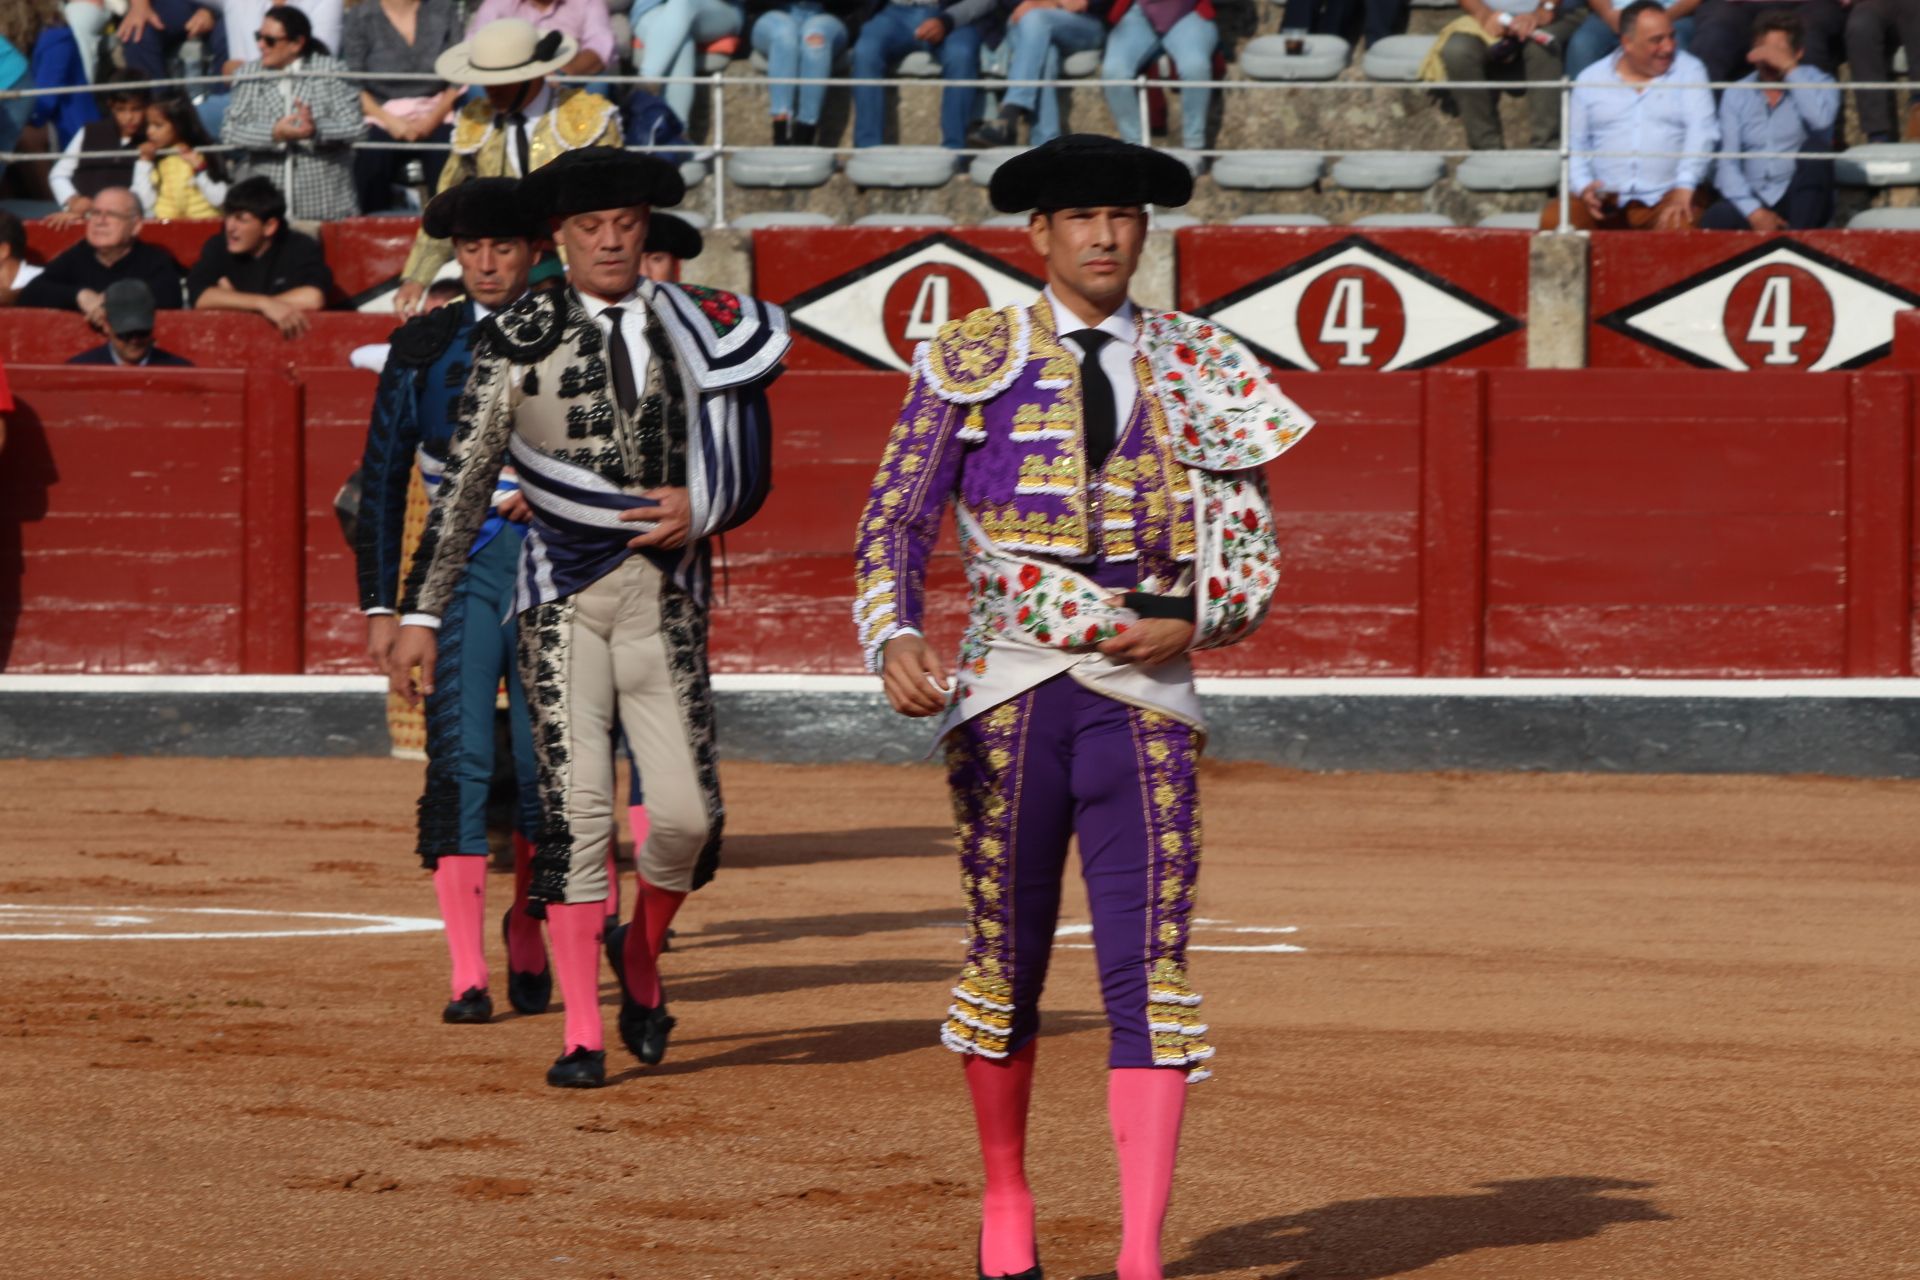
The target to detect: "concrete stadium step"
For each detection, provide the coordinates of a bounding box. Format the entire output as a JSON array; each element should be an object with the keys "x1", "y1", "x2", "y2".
[
  {"x1": 1352, "y1": 212, "x2": 1456, "y2": 227},
  {"x1": 1239, "y1": 34, "x2": 1352, "y2": 81},
  {"x1": 1479, "y1": 210, "x2": 1545, "y2": 229},
  {"x1": 727, "y1": 147, "x2": 838, "y2": 188},
  {"x1": 1211, "y1": 151, "x2": 1324, "y2": 190},
  {"x1": 1332, "y1": 151, "x2": 1446, "y2": 190}
]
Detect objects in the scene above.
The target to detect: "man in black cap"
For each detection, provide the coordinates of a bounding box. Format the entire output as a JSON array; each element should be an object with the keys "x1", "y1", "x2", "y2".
[
  {"x1": 389, "y1": 147, "x2": 790, "y2": 1090},
  {"x1": 852, "y1": 133, "x2": 1314, "y2": 1280},
  {"x1": 639, "y1": 211, "x2": 703, "y2": 284},
  {"x1": 67, "y1": 281, "x2": 193, "y2": 367},
  {"x1": 355, "y1": 176, "x2": 552, "y2": 1034}
]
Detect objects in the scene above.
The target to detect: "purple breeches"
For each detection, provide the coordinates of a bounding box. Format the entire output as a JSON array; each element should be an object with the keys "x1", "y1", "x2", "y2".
[{"x1": 941, "y1": 674, "x2": 1214, "y2": 1080}]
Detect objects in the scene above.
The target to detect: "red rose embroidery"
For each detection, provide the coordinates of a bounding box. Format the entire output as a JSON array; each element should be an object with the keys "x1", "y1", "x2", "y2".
[
  {"x1": 1207, "y1": 578, "x2": 1227, "y2": 599},
  {"x1": 995, "y1": 576, "x2": 1009, "y2": 593},
  {"x1": 1241, "y1": 510, "x2": 1259, "y2": 531},
  {"x1": 1019, "y1": 564, "x2": 1042, "y2": 591},
  {"x1": 1232, "y1": 592, "x2": 1247, "y2": 605},
  {"x1": 1036, "y1": 629, "x2": 1052, "y2": 643},
  {"x1": 1062, "y1": 601, "x2": 1079, "y2": 618},
  {"x1": 1182, "y1": 425, "x2": 1200, "y2": 445},
  {"x1": 1176, "y1": 344, "x2": 1196, "y2": 365},
  {"x1": 1085, "y1": 624, "x2": 1100, "y2": 643},
  {"x1": 1017, "y1": 605, "x2": 1032, "y2": 623}
]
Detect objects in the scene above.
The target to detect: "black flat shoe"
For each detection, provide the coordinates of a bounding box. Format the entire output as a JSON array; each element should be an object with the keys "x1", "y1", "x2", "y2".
[
  {"x1": 978, "y1": 1256, "x2": 1042, "y2": 1279},
  {"x1": 967, "y1": 119, "x2": 1016, "y2": 149},
  {"x1": 441, "y1": 986, "x2": 493, "y2": 1024},
  {"x1": 545, "y1": 1047, "x2": 606, "y2": 1088},
  {"x1": 501, "y1": 908, "x2": 552, "y2": 1015},
  {"x1": 607, "y1": 920, "x2": 676, "y2": 1065}
]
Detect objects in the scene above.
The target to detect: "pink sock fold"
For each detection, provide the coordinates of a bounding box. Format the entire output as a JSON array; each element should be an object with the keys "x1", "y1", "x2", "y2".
[
  {"x1": 966, "y1": 1041, "x2": 1038, "y2": 1276},
  {"x1": 431, "y1": 856, "x2": 488, "y2": 1000},
  {"x1": 620, "y1": 875, "x2": 686, "y2": 1008},
  {"x1": 504, "y1": 835, "x2": 547, "y2": 975},
  {"x1": 544, "y1": 901, "x2": 606, "y2": 1053},
  {"x1": 1109, "y1": 1067, "x2": 1187, "y2": 1280}
]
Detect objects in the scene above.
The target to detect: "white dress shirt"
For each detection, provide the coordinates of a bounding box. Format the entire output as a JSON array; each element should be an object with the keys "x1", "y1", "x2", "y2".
[
  {"x1": 1046, "y1": 286, "x2": 1139, "y2": 434},
  {"x1": 578, "y1": 280, "x2": 655, "y2": 401},
  {"x1": 500, "y1": 83, "x2": 556, "y2": 177}
]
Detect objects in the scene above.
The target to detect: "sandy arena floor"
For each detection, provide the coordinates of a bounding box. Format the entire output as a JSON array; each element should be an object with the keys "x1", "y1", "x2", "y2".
[{"x1": 0, "y1": 757, "x2": 1915, "y2": 1279}]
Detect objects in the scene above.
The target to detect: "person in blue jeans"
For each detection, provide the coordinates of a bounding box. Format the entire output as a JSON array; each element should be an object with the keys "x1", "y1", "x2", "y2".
[
  {"x1": 851, "y1": 0, "x2": 993, "y2": 149},
  {"x1": 1279, "y1": 0, "x2": 1407, "y2": 48},
  {"x1": 968, "y1": 0, "x2": 1109, "y2": 148},
  {"x1": 634, "y1": 0, "x2": 746, "y2": 125},
  {"x1": 749, "y1": 0, "x2": 861, "y2": 143},
  {"x1": 1567, "y1": 0, "x2": 1694, "y2": 79},
  {"x1": 1101, "y1": 0, "x2": 1215, "y2": 151}
]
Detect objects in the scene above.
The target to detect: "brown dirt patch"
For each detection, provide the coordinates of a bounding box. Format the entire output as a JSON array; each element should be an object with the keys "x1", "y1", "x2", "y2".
[{"x1": 0, "y1": 757, "x2": 1914, "y2": 1278}]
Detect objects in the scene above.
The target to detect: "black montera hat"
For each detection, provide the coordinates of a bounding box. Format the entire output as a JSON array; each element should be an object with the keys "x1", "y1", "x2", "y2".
[
  {"x1": 643, "y1": 212, "x2": 703, "y2": 261},
  {"x1": 988, "y1": 134, "x2": 1194, "y2": 214},
  {"x1": 422, "y1": 176, "x2": 545, "y2": 241},
  {"x1": 520, "y1": 147, "x2": 685, "y2": 221}
]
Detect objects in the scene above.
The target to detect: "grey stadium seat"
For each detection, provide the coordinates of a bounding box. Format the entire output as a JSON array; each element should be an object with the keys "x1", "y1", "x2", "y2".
[
  {"x1": 679, "y1": 158, "x2": 711, "y2": 187},
  {"x1": 1231, "y1": 213, "x2": 1331, "y2": 226},
  {"x1": 1062, "y1": 48, "x2": 1101, "y2": 77},
  {"x1": 845, "y1": 146, "x2": 958, "y2": 188},
  {"x1": 1455, "y1": 152, "x2": 1561, "y2": 191},
  {"x1": 980, "y1": 213, "x2": 1033, "y2": 227},
  {"x1": 727, "y1": 146, "x2": 838, "y2": 188},
  {"x1": 1151, "y1": 212, "x2": 1203, "y2": 230},
  {"x1": 1835, "y1": 143, "x2": 1920, "y2": 187},
  {"x1": 898, "y1": 50, "x2": 941, "y2": 76},
  {"x1": 1163, "y1": 149, "x2": 1206, "y2": 177},
  {"x1": 671, "y1": 210, "x2": 712, "y2": 229},
  {"x1": 1848, "y1": 207, "x2": 1920, "y2": 229},
  {"x1": 1362, "y1": 33, "x2": 1436, "y2": 81},
  {"x1": 1211, "y1": 151, "x2": 1323, "y2": 190},
  {"x1": 853, "y1": 213, "x2": 957, "y2": 226},
  {"x1": 1239, "y1": 33, "x2": 1351, "y2": 81},
  {"x1": 729, "y1": 211, "x2": 840, "y2": 230},
  {"x1": 1332, "y1": 152, "x2": 1446, "y2": 190},
  {"x1": 700, "y1": 47, "x2": 732, "y2": 73},
  {"x1": 750, "y1": 49, "x2": 852, "y2": 74},
  {"x1": 1352, "y1": 212, "x2": 1457, "y2": 227},
  {"x1": 1478, "y1": 210, "x2": 1544, "y2": 229},
  {"x1": 969, "y1": 146, "x2": 1027, "y2": 186}
]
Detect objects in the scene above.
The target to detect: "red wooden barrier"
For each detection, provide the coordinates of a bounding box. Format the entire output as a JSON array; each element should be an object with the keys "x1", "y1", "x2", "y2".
[
  {"x1": 0, "y1": 310, "x2": 399, "y2": 374},
  {"x1": 4, "y1": 366, "x2": 1917, "y2": 679}
]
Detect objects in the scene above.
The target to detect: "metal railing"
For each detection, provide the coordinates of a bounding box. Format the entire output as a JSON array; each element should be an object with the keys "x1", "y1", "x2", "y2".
[{"x1": 3, "y1": 65, "x2": 1909, "y2": 230}]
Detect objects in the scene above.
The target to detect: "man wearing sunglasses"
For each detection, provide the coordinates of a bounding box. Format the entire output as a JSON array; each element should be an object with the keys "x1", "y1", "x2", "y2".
[
  {"x1": 18, "y1": 187, "x2": 186, "y2": 324},
  {"x1": 67, "y1": 280, "x2": 194, "y2": 368}
]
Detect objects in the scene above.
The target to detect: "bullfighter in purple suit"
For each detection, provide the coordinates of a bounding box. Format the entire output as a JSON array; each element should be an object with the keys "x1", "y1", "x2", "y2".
[{"x1": 852, "y1": 134, "x2": 1313, "y2": 1280}]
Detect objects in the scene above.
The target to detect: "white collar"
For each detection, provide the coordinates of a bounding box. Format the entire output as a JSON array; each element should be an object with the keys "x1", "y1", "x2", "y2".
[
  {"x1": 578, "y1": 280, "x2": 652, "y2": 319},
  {"x1": 1044, "y1": 286, "x2": 1135, "y2": 347}
]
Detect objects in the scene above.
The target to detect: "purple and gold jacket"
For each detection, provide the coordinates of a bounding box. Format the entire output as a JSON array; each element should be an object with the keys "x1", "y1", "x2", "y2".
[{"x1": 854, "y1": 294, "x2": 1312, "y2": 740}]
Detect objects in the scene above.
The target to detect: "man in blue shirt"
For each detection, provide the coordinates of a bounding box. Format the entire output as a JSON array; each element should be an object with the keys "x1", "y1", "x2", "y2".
[
  {"x1": 1702, "y1": 9, "x2": 1838, "y2": 231},
  {"x1": 1544, "y1": 0, "x2": 1717, "y2": 229},
  {"x1": 850, "y1": 0, "x2": 995, "y2": 150}
]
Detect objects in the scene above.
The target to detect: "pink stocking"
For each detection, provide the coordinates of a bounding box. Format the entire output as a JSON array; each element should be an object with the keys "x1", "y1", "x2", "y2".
[
  {"x1": 544, "y1": 901, "x2": 605, "y2": 1052},
  {"x1": 619, "y1": 876, "x2": 685, "y2": 1008},
  {"x1": 1109, "y1": 1068, "x2": 1187, "y2": 1280},
  {"x1": 431, "y1": 856, "x2": 488, "y2": 999},
  {"x1": 605, "y1": 835, "x2": 622, "y2": 924},
  {"x1": 504, "y1": 835, "x2": 546, "y2": 974},
  {"x1": 966, "y1": 1041, "x2": 1038, "y2": 1276}
]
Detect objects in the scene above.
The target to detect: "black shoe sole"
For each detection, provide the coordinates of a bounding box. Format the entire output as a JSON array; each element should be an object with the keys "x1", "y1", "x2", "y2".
[{"x1": 501, "y1": 909, "x2": 552, "y2": 1015}]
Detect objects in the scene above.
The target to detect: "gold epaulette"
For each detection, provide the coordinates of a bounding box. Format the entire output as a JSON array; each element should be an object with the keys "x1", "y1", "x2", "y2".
[
  {"x1": 450, "y1": 99, "x2": 495, "y2": 156},
  {"x1": 919, "y1": 305, "x2": 1029, "y2": 404},
  {"x1": 551, "y1": 87, "x2": 620, "y2": 149}
]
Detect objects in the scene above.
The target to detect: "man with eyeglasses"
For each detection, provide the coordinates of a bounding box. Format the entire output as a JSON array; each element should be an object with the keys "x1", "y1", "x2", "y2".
[
  {"x1": 67, "y1": 281, "x2": 194, "y2": 368},
  {"x1": 18, "y1": 187, "x2": 186, "y2": 324}
]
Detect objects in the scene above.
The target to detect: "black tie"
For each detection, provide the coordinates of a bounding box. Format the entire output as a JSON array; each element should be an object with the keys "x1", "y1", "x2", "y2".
[
  {"x1": 1067, "y1": 329, "x2": 1116, "y2": 471},
  {"x1": 507, "y1": 110, "x2": 531, "y2": 176},
  {"x1": 603, "y1": 306, "x2": 639, "y2": 415}
]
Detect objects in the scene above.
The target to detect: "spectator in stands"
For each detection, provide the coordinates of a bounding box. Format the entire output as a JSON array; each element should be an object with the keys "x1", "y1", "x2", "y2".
[
  {"x1": 1846, "y1": 0, "x2": 1919, "y2": 144},
  {"x1": 1546, "y1": 0, "x2": 1715, "y2": 228},
  {"x1": 465, "y1": 0, "x2": 613, "y2": 82},
  {"x1": 635, "y1": 0, "x2": 744, "y2": 127},
  {"x1": 67, "y1": 279, "x2": 193, "y2": 365},
  {"x1": 217, "y1": 0, "x2": 344, "y2": 70},
  {"x1": 58, "y1": 0, "x2": 109, "y2": 84},
  {"x1": 187, "y1": 173, "x2": 332, "y2": 337},
  {"x1": 111, "y1": 0, "x2": 226, "y2": 83},
  {"x1": 222, "y1": 4, "x2": 364, "y2": 221},
  {"x1": 342, "y1": 0, "x2": 461, "y2": 214},
  {"x1": 20, "y1": 186, "x2": 186, "y2": 318},
  {"x1": 1690, "y1": 0, "x2": 1842, "y2": 83},
  {"x1": 969, "y1": 0, "x2": 1108, "y2": 150},
  {"x1": 0, "y1": 208, "x2": 45, "y2": 304},
  {"x1": 1703, "y1": 8, "x2": 1836, "y2": 229},
  {"x1": 0, "y1": 8, "x2": 37, "y2": 191},
  {"x1": 850, "y1": 0, "x2": 990, "y2": 151},
  {"x1": 1280, "y1": 0, "x2": 1408, "y2": 50},
  {"x1": 133, "y1": 95, "x2": 229, "y2": 219},
  {"x1": 25, "y1": 5, "x2": 101, "y2": 163},
  {"x1": 1566, "y1": 0, "x2": 1696, "y2": 80},
  {"x1": 749, "y1": 0, "x2": 859, "y2": 145},
  {"x1": 391, "y1": 19, "x2": 621, "y2": 316},
  {"x1": 1437, "y1": 0, "x2": 1583, "y2": 153},
  {"x1": 48, "y1": 69, "x2": 150, "y2": 228},
  {"x1": 1101, "y1": 0, "x2": 1217, "y2": 153}
]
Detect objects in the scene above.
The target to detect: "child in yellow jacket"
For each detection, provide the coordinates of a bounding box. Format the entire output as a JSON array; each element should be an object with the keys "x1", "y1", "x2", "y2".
[{"x1": 133, "y1": 97, "x2": 228, "y2": 221}]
